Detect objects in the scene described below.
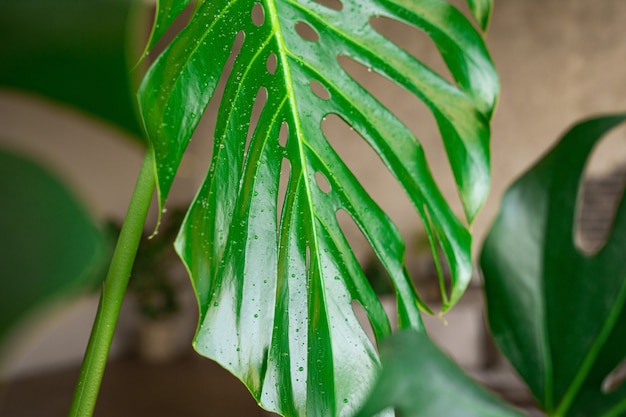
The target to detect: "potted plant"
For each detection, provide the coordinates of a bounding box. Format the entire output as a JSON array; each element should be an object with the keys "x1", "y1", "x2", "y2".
[{"x1": 4, "y1": 0, "x2": 626, "y2": 415}]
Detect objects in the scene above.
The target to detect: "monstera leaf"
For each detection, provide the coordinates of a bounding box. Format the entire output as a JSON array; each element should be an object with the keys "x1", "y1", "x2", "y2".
[
  {"x1": 355, "y1": 330, "x2": 525, "y2": 417},
  {"x1": 481, "y1": 115, "x2": 626, "y2": 416},
  {"x1": 138, "y1": 0, "x2": 497, "y2": 415}
]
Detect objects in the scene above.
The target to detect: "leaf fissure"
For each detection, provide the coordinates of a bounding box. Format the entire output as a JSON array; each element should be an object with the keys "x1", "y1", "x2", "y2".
[{"x1": 279, "y1": 9, "x2": 477, "y2": 309}]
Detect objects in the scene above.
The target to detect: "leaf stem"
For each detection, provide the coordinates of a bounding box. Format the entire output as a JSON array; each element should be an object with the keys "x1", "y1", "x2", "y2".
[{"x1": 68, "y1": 150, "x2": 155, "y2": 417}]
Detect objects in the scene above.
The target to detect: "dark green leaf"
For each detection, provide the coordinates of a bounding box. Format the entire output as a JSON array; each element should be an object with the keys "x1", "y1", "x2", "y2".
[
  {"x1": 481, "y1": 115, "x2": 626, "y2": 417},
  {"x1": 356, "y1": 329, "x2": 526, "y2": 417},
  {"x1": 0, "y1": 0, "x2": 144, "y2": 139},
  {"x1": 138, "y1": 0, "x2": 497, "y2": 415},
  {"x1": 0, "y1": 148, "x2": 107, "y2": 351}
]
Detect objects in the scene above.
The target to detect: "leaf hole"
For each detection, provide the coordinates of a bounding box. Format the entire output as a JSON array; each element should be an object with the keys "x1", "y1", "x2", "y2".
[
  {"x1": 310, "y1": 79, "x2": 330, "y2": 100},
  {"x1": 336, "y1": 55, "x2": 463, "y2": 217},
  {"x1": 305, "y1": 245, "x2": 311, "y2": 272},
  {"x1": 251, "y1": 3, "x2": 265, "y2": 26},
  {"x1": 244, "y1": 87, "x2": 269, "y2": 165},
  {"x1": 363, "y1": 255, "x2": 395, "y2": 297},
  {"x1": 190, "y1": 31, "x2": 244, "y2": 181},
  {"x1": 603, "y1": 357, "x2": 626, "y2": 393},
  {"x1": 145, "y1": 2, "x2": 195, "y2": 59},
  {"x1": 351, "y1": 301, "x2": 377, "y2": 346},
  {"x1": 266, "y1": 52, "x2": 277, "y2": 74},
  {"x1": 311, "y1": 0, "x2": 343, "y2": 11},
  {"x1": 295, "y1": 21, "x2": 320, "y2": 42},
  {"x1": 279, "y1": 121, "x2": 289, "y2": 148},
  {"x1": 315, "y1": 171, "x2": 331, "y2": 193},
  {"x1": 335, "y1": 208, "x2": 373, "y2": 268},
  {"x1": 277, "y1": 157, "x2": 292, "y2": 229},
  {"x1": 420, "y1": 210, "x2": 453, "y2": 304},
  {"x1": 335, "y1": 209, "x2": 400, "y2": 341},
  {"x1": 369, "y1": 15, "x2": 454, "y2": 85},
  {"x1": 322, "y1": 114, "x2": 421, "y2": 257},
  {"x1": 575, "y1": 125, "x2": 626, "y2": 254}
]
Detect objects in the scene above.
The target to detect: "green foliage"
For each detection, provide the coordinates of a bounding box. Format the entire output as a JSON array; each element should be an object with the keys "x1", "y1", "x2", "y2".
[
  {"x1": 0, "y1": 0, "x2": 144, "y2": 139},
  {"x1": 5, "y1": 1, "x2": 625, "y2": 416},
  {"x1": 481, "y1": 115, "x2": 626, "y2": 416},
  {"x1": 355, "y1": 329, "x2": 525, "y2": 417},
  {"x1": 466, "y1": 0, "x2": 492, "y2": 31},
  {"x1": 0, "y1": 148, "x2": 107, "y2": 350},
  {"x1": 138, "y1": 0, "x2": 497, "y2": 415}
]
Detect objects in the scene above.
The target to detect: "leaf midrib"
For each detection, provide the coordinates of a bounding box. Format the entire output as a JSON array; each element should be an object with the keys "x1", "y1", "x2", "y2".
[
  {"x1": 265, "y1": 0, "x2": 323, "y2": 297},
  {"x1": 552, "y1": 272, "x2": 626, "y2": 416}
]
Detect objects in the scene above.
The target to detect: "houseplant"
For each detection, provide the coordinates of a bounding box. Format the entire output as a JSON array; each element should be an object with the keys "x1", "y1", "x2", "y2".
[
  {"x1": 3, "y1": 1, "x2": 497, "y2": 415},
  {"x1": 4, "y1": 0, "x2": 625, "y2": 416},
  {"x1": 2, "y1": 0, "x2": 499, "y2": 415}
]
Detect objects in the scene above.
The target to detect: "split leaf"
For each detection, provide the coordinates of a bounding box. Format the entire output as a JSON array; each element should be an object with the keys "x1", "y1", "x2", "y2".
[
  {"x1": 481, "y1": 114, "x2": 626, "y2": 416},
  {"x1": 138, "y1": 0, "x2": 497, "y2": 415}
]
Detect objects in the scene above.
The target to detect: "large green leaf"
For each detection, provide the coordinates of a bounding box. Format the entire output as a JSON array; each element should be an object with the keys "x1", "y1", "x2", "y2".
[
  {"x1": 0, "y1": 148, "x2": 107, "y2": 351},
  {"x1": 138, "y1": 0, "x2": 497, "y2": 415},
  {"x1": 481, "y1": 115, "x2": 626, "y2": 417},
  {"x1": 356, "y1": 330, "x2": 525, "y2": 417},
  {"x1": 0, "y1": 0, "x2": 144, "y2": 139}
]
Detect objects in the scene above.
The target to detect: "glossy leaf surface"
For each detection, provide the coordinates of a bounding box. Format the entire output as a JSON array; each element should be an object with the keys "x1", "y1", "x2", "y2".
[
  {"x1": 0, "y1": 0, "x2": 144, "y2": 139},
  {"x1": 138, "y1": 0, "x2": 497, "y2": 415},
  {"x1": 0, "y1": 149, "x2": 107, "y2": 351},
  {"x1": 481, "y1": 115, "x2": 626, "y2": 416},
  {"x1": 356, "y1": 330, "x2": 525, "y2": 417}
]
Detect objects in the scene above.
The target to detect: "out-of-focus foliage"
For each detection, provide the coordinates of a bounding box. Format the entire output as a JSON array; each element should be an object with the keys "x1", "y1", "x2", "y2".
[
  {"x1": 0, "y1": 0, "x2": 144, "y2": 139},
  {"x1": 482, "y1": 115, "x2": 626, "y2": 417},
  {"x1": 0, "y1": 148, "x2": 107, "y2": 351}
]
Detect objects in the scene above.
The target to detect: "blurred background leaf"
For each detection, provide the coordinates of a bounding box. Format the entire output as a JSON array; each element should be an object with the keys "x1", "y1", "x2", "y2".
[
  {"x1": 0, "y1": 0, "x2": 145, "y2": 140},
  {"x1": 356, "y1": 329, "x2": 525, "y2": 417},
  {"x1": 481, "y1": 114, "x2": 626, "y2": 416},
  {"x1": 0, "y1": 148, "x2": 108, "y2": 352}
]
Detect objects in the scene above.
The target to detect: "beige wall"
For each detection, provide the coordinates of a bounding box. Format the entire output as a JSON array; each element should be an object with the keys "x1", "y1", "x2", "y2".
[
  {"x1": 1, "y1": 0, "x2": 625, "y2": 377},
  {"x1": 484, "y1": 0, "x2": 626, "y2": 243}
]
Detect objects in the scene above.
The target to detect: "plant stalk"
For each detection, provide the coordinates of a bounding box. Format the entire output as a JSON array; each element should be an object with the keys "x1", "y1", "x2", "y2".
[{"x1": 68, "y1": 150, "x2": 156, "y2": 417}]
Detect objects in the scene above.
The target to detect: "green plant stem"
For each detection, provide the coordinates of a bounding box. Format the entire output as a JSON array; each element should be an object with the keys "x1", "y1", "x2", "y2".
[{"x1": 68, "y1": 150, "x2": 156, "y2": 417}]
